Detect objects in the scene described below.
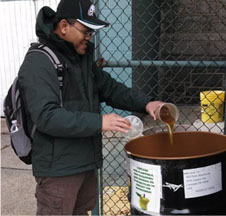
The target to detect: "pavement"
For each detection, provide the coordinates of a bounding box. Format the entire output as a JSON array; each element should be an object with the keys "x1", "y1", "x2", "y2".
[{"x1": 1, "y1": 118, "x2": 36, "y2": 216}]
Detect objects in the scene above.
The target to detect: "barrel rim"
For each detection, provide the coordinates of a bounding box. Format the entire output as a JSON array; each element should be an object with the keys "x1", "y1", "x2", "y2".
[{"x1": 124, "y1": 131, "x2": 226, "y2": 160}]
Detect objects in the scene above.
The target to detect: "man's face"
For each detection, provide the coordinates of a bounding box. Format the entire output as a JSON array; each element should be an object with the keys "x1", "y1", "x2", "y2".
[{"x1": 63, "y1": 21, "x2": 94, "y2": 55}]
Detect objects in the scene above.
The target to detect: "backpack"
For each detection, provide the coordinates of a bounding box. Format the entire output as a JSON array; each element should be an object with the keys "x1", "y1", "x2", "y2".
[{"x1": 3, "y1": 43, "x2": 65, "y2": 165}]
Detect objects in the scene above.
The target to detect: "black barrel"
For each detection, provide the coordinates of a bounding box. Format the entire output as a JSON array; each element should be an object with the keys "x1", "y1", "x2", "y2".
[{"x1": 124, "y1": 131, "x2": 226, "y2": 215}]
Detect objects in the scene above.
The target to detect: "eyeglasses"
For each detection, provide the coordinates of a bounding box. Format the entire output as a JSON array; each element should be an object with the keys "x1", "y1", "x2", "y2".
[{"x1": 71, "y1": 25, "x2": 96, "y2": 37}]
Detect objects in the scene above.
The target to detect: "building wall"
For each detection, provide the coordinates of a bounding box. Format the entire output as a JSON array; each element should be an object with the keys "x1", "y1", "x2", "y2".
[
  {"x1": 0, "y1": 0, "x2": 59, "y2": 116},
  {"x1": 159, "y1": 0, "x2": 226, "y2": 104}
]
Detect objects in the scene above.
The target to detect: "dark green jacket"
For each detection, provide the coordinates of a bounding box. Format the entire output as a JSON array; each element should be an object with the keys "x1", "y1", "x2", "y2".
[{"x1": 18, "y1": 6, "x2": 150, "y2": 177}]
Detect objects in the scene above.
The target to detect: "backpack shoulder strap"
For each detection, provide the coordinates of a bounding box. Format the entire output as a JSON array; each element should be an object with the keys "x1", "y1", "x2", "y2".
[
  {"x1": 28, "y1": 43, "x2": 63, "y2": 68},
  {"x1": 27, "y1": 43, "x2": 65, "y2": 106}
]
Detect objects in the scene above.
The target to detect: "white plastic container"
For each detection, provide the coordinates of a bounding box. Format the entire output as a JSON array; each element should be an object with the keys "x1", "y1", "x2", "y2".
[{"x1": 121, "y1": 115, "x2": 143, "y2": 140}]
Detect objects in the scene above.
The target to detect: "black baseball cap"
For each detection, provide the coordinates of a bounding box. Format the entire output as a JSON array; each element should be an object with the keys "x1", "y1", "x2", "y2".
[{"x1": 56, "y1": 0, "x2": 109, "y2": 30}]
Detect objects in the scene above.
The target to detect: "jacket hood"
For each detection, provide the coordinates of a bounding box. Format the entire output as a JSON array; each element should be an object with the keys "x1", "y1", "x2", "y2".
[
  {"x1": 35, "y1": 6, "x2": 94, "y2": 62},
  {"x1": 36, "y1": 6, "x2": 56, "y2": 40}
]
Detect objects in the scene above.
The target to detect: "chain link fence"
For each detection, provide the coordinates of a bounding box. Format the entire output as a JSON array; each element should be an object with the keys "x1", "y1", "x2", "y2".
[
  {"x1": 1, "y1": 0, "x2": 226, "y2": 215},
  {"x1": 95, "y1": 0, "x2": 226, "y2": 215}
]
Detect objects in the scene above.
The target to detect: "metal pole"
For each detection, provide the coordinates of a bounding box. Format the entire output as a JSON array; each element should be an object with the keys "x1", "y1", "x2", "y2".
[
  {"x1": 104, "y1": 60, "x2": 226, "y2": 68},
  {"x1": 92, "y1": 0, "x2": 101, "y2": 215},
  {"x1": 223, "y1": 74, "x2": 226, "y2": 135},
  {"x1": 91, "y1": 169, "x2": 100, "y2": 215}
]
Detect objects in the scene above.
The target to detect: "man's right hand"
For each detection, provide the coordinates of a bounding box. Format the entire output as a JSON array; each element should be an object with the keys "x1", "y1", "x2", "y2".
[{"x1": 102, "y1": 113, "x2": 131, "y2": 133}]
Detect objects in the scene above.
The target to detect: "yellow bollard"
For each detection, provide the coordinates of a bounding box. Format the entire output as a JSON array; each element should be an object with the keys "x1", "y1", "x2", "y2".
[{"x1": 200, "y1": 90, "x2": 225, "y2": 123}]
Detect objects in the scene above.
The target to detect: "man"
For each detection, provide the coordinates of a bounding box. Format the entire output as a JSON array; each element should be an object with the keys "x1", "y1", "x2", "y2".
[{"x1": 18, "y1": 0, "x2": 164, "y2": 215}]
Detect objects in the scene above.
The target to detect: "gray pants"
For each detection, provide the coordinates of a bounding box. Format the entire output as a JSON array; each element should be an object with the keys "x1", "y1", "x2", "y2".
[{"x1": 35, "y1": 170, "x2": 97, "y2": 215}]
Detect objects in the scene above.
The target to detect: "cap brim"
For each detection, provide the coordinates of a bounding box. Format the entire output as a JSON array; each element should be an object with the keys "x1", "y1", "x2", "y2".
[{"x1": 77, "y1": 18, "x2": 109, "y2": 30}]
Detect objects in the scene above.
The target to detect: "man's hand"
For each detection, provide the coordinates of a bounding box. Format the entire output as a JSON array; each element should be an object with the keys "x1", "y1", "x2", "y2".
[
  {"x1": 102, "y1": 113, "x2": 131, "y2": 132},
  {"x1": 146, "y1": 101, "x2": 165, "y2": 120}
]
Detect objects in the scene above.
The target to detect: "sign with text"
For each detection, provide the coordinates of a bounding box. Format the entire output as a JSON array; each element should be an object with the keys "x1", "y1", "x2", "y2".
[
  {"x1": 130, "y1": 159, "x2": 162, "y2": 214},
  {"x1": 183, "y1": 162, "x2": 222, "y2": 199}
]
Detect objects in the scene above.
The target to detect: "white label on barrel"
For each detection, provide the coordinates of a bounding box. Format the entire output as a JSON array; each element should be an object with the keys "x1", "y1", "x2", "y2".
[
  {"x1": 183, "y1": 162, "x2": 222, "y2": 199},
  {"x1": 130, "y1": 159, "x2": 161, "y2": 214}
]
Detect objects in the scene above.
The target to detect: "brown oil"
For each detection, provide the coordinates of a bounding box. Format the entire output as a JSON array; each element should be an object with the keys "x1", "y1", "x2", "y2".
[
  {"x1": 160, "y1": 106, "x2": 175, "y2": 147},
  {"x1": 125, "y1": 131, "x2": 226, "y2": 159}
]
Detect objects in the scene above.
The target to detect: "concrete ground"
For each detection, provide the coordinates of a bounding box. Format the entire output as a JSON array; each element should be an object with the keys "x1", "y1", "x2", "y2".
[{"x1": 1, "y1": 118, "x2": 36, "y2": 215}]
